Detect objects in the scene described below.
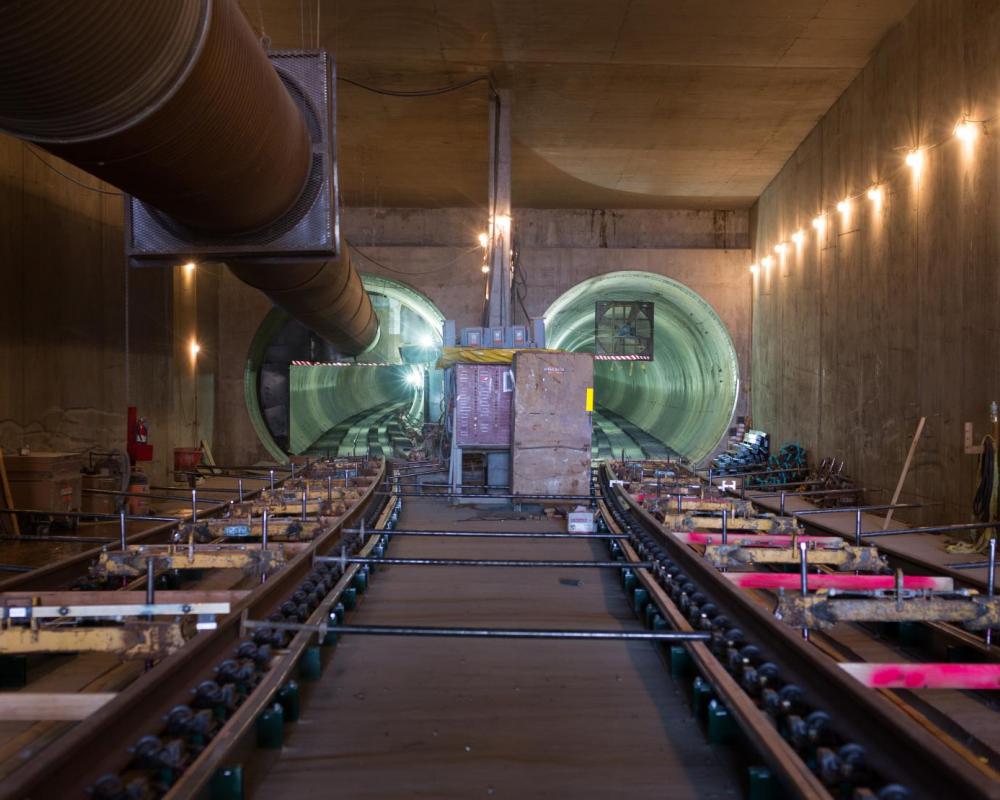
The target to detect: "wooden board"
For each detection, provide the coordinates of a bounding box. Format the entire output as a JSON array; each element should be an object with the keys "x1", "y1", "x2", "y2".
[
  {"x1": 511, "y1": 351, "x2": 594, "y2": 498},
  {"x1": 0, "y1": 693, "x2": 115, "y2": 721}
]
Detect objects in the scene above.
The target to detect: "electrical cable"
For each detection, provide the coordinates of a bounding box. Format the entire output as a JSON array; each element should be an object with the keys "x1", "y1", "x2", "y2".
[
  {"x1": 338, "y1": 74, "x2": 494, "y2": 98},
  {"x1": 951, "y1": 434, "x2": 1000, "y2": 553},
  {"x1": 24, "y1": 145, "x2": 122, "y2": 196},
  {"x1": 349, "y1": 242, "x2": 481, "y2": 276}
]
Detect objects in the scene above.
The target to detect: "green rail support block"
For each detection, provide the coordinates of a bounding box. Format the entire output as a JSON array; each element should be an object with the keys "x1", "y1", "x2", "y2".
[
  {"x1": 299, "y1": 646, "x2": 322, "y2": 681},
  {"x1": 707, "y1": 699, "x2": 737, "y2": 744},
  {"x1": 342, "y1": 587, "x2": 358, "y2": 610},
  {"x1": 622, "y1": 568, "x2": 637, "y2": 594},
  {"x1": 670, "y1": 645, "x2": 692, "y2": 678},
  {"x1": 321, "y1": 615, "x2": 339, "y2": 647},
  {"x1": 632, "y1": 587, "x2": 650, "y2": 618},
  {"x1": 643, "y1": 601, "x2": 659, "y2": 629},
  {"x1": 209, "y1": 765, "x2": 243, "y2": 800},
  {"x1": 748, "y1": 766, "x2": 780, "y2": 800},
  {"x1": 0, "y1": 656, "x2": 27, "y2": 688},
  {"x1": 898, "y1": 621, "x2": 925, "y2": 648},
  {"x1": 692, "y1": 676, "x2": 714, "y2": 719},
  {"x1": 256, "y1": 703, "x2": 285, "y2": 749},
  {"x1": 332, "y1": 602, "x2": 345, "y2": 624},
  {"x1": 353, "y1": 567, "x2": 369, "y2": 594},
  {"x1": 277, "y1": 681, "x2": 301, "y2": 723}
]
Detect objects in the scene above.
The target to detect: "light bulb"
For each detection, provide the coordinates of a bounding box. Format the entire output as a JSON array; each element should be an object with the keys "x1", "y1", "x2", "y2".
[
  {"x1": 749, "y1": 263, "x2": 759, "y2": 274},
  {"x1": 905, "y1": 148, "x2": 924, "y2": 170},
  {"x1": 791, "y1": 230, "x2": 805, "y2": 245},
  {"x1": 812, "y1": 214, "x2": 826, "y2": 231},
  {"x1": 761, "y1": 255, "x2": 774, "y2": 269},
  {"x1": 774, "y1": 242, "x2": 787, "y2": 255},
  {"x1": 405, "y1": 370, "x2": 423, "y2": 387},
  {"x1": 189, "y1": 340, "x2": 200, "y2": 358},
  {"x1": 954, "y1": 119, "x2": 980, "y2": 143},
  {"x1": 182, "y1": 261, "x2": 196, "y2": 274},
  {"x1": 481, "y1": 264, "x2": 490, "y2": 274},
  {"x1": 836, "y1": 199, "x2": 850, "y2": 214},
  {"x1": 867, "y1": 186, "x2": 883, "y2": 203},
  {"x1": 477, "y1": 232, "x2": 489, "y2": 248}
]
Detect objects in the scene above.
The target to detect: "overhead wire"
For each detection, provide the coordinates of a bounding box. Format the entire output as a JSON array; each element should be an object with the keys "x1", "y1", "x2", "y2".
[
  {"x1": 349, "y1": 242, "x2": 482, "y2": 276},
  {"x1": 24, "y1": 145, "x2": 122, "y2": 196}
]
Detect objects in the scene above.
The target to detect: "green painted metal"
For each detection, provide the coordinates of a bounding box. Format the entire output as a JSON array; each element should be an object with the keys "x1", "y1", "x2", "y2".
[
  {"x1": 256, "y1": 703, "x2": 284, "y2": 749},
  {"x1": 545, "y1": 271, "x2": 740, "y2": 463},
  {"x1": 298, "y1": 646, "x2": 322, "y2": 681},
  {"x1": 209, "y1": 766, "x2": 243, "y2": 800}
]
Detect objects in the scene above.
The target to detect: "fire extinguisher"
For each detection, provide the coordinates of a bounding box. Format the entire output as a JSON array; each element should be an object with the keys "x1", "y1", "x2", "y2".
[{"x1": 135, "y1": 417, "x2": 149, "y2": 444}]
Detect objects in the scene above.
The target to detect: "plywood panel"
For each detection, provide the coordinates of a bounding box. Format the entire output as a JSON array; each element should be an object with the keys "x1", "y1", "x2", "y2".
[{"x1": 511, "y1": 351, "x2": 593, "y2": 497}]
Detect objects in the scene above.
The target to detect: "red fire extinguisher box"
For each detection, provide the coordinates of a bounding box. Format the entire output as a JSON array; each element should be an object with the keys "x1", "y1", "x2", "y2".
[{"x1": 127, "y1": 406, "x2": 154, "y2": 464}]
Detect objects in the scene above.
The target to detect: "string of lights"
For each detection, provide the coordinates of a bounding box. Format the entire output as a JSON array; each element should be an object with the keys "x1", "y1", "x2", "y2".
[{"x1": 749, "y1": 114, "x2": 994, "y2": 276}]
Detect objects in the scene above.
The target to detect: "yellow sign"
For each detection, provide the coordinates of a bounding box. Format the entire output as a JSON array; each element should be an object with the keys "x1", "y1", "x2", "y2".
[{"x1": 585, "y1": 387, "x2": 594, "y2": 412}]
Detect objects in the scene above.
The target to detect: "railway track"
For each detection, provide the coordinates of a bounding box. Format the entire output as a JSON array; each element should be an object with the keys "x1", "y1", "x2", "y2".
[{"x1": 1, "y1": 459, "x2": 996, "y2": 798}]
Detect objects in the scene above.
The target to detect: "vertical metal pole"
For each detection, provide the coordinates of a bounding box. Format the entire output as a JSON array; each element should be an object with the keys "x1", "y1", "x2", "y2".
[
  {"x1": 799, "y1": 541, "x2": 810, "y2": 641},
  {"x1": 740, "y1": 477, "x2": 746, "y2": 500},
  {"x1": 676, "y1": 494, "x2": 683, "y2": 514},
  {"x1": 301, "y1": 489, "x2": 308, "y2": 520},
  {"x1": 290, "y1": 461, "x2": 296, "y2": 480},
  {"x1": 854, "y1": 508, "x2": 863, "y2": 547},
  {"x1": 145, "y1": 557, "x2": 155, "y2": 605},
  {"x1": 237, "y1": 478, "x2": 244, "y2": 503},
  {"x1": 269, "y1": 469, "x2": 275, "y2": 492},
  {"x1": 780, "y1": 492, "x2": 786, "y2": 516},
  {"x1": 987, "y1": 537, "x2": 996, "y2": 647},
  {"x1": 191, "y1": 488, "x2": 198, "y2": 523},
  {"x1": 261, "y1": 508, "x2": 269, "y2": 552},
  {"x1": 119, "y1": 508, "x2": 127, "y2": 551},
  {"x1": 721, "y1": 509, "x2": 728, "y2": 546},
  {"x1": 327, "y1": 475, "x2": 333, "y2": 501}
]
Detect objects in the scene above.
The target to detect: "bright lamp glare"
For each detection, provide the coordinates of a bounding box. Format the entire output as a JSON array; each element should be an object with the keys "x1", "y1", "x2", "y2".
[
  {"x1": 418, "y1": 333, "x2": 435, "y2": 348},
  {"x1": 954, "y1": 119, "x2": 979, "y2": 143},
  {"x1": 405, "y1": 370, "x2": 423, "y2": 387},
  {"x1": 478, "y1": 232, "x2": 489, "y2": 248}
]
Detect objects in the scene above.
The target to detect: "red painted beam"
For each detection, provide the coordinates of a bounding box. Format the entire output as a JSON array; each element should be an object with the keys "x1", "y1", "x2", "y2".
[
  {"x1": 722, "y1": 573, "x2": 954, "y2": 591},
  {"x1": 671, "y1": 531, "x2": 844, "y2": 548},
  {"x1": 840, "y1": 663, "x2": 1000, "y2": 690}
]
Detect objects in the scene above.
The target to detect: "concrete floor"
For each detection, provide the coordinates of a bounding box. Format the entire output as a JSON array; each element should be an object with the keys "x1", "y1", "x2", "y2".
[{"x1": 252, "y1": 497, "x2": 742, "y2": 798}]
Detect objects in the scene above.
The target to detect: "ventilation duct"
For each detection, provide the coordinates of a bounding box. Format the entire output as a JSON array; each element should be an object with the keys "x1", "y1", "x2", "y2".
[{"x1": 0, "y1": 0, "x2": 378, "y2": 354}]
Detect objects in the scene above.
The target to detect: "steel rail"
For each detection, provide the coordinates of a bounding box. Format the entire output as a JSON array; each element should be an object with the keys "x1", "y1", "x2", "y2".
[
  {"x1": 0, "y1": 465, "x2": 386, "y2": 799},
  {"x1": 319, "y1": 556, "x2": 656, "y2": 569},
  {"x1": 343, "y1": 528, "x2": 627, "y2": 540},
  {"x1": 604, "y1": 465, "x2": 998, "y2": 800}
]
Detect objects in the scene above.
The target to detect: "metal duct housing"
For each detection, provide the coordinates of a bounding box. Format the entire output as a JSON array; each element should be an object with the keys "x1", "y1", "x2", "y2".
[{"x1": 0, "y1": 0, "x2": 378, "y2": 354}]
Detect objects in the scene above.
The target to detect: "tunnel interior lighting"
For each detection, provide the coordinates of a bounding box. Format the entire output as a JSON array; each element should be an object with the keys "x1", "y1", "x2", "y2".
[
  {"x1": 811, "y1": 214, "x2": 826, "y2": 231},
  {"x1": 954, "y1": 118, "x2": 980, "y2": 142},
  {"x1": 405, "y1": 369, "x2": 424, "y2": 387},
  {"x1": 190, "y1": 340, "x2": 200, "y2": 358},
  {"x1": 761, "y1": 255, "x2": 774, "y2": 269},
  {"x1": 182, "y1": 261, "x2": 196, "y2": 274},
  {"x1": 905, "y1": 148, "x2": 924, "y2": 170},
  {"x1": 867, "y1": 185, "x2": 883, "y2": 203},
  {"x1": 836, "y1": 199, "x2": 850, "y2": 214},
  {"x1": 481, "y1": 264, "x2": 490, "y2": 274},
  {"x1": 478, "y1": 232, "x2": 489, "y2": 248},
  {"x1": 749, "y1": 263, "x2": 759, "y2": 274},
  {"x1": 417, "y1": 333, "x2": 435, "y2": 348},
  {"x1": 774, "y1": 242, "x2": 787, "y2": 255},
  {"x1": 791, "y1": 230, "x2": 805, "y2": 245}
]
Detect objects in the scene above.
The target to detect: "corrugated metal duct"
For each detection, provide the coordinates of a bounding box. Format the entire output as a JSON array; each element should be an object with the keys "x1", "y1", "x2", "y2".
[{"x1": 0, "y1": 0, "x2": 378, "y2": 354}]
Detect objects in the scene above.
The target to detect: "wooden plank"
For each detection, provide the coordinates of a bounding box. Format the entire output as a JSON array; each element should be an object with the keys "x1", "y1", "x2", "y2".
[
  {"x1": 883, "y1": 416, "x2": 925, "y2": 530},
  {"x1": 0, "y1": 450, "x2": 19, "y2": 537},
  {"x1": 0, "y1": 693, "x2": 115, "y2": 721},
  {"x1": 722, "y1": 572, "x2": 953, "y2": 591},
  {"x1": 840, "y1": 663, "x2": 1000, "y2": 691}
]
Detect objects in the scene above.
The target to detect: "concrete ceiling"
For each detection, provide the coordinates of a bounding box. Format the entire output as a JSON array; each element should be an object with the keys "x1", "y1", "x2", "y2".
[{"x1": 241, "y1": 0, "x2": 915, "y2": 210}]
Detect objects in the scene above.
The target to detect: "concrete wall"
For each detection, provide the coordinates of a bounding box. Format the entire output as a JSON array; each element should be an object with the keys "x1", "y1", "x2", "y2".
[
  {"x1": 215, "y1": 206, "x2": 752, "y2": 461},
  {"x1": 752, "y1": 0, "x2": 999, "y2": 522},
  {"x1": 0, "y1": 135, "x2": 209, "y2": 484}
]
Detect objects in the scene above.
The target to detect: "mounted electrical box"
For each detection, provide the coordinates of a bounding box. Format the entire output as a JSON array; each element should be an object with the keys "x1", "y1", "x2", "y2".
[{"x1": 594, "y1": 300, "x2": 653, "y2": 360}]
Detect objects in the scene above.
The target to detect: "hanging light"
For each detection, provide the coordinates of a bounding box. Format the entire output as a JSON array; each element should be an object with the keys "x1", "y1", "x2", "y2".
[
  {"x1": 774, "y1": 242, "x2": 787, "y2": 255},
  {"x1": 905, "y1": 148, "x2": 924, "y2": 170},
  {"x1": 749, "y1": 263, "x2": 759, "y2": 274},
  {"x1": 791, "y1": 230, "x2": 805, "y2": 245},
  {"x1": 812, "y1": 214, "x2": 826, "y2": 231},
  {"x1": 954, "y1": 118, "x2": 980, "y2": 143},
  {"x1": 477, "y1": 232, "x2": 489, "y2": 248},
  {"x1": 867, "y1": 185, "x2": 883, "y2": 203},
  {"x1": 836, "y1": 198, "x2": 851, "y2": 215}
]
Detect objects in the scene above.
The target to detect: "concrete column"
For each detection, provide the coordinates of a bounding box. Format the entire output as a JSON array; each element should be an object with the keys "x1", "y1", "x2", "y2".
[{"x1": 486, "y1": 89, "x2": 512, "y2": 329}]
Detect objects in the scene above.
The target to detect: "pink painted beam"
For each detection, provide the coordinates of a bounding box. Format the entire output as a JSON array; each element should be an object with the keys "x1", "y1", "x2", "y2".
[
  {"x1": 671, "y1": 531, "x2": 844, "y2": 548},
  {"x1": 722, "y1": 573, "x2": 954, "y2": 591},
  {"x1": 840, "y1": 663, "x2": 1000, "y2": 690}
]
